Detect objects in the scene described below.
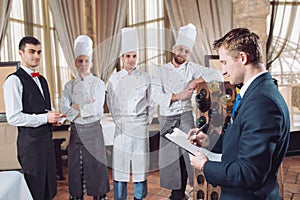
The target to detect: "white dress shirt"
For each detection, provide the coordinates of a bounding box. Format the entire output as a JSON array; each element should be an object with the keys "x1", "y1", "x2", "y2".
[
  {"x1": 152, "y1": 61, "x2": 222, "y2": 116},
  {"x1": 60, "y1": 74, "x2": 105, "y2": 124},
  {"x1": 3, "y1": 65, "x2": 48, "y2": 127},
  {"x1": 239, "y1": 71, "x2": 268, "y2": 98}
]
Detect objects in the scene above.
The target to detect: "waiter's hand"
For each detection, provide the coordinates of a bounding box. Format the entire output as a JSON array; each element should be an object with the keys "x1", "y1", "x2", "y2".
[
  {"x1": 53, "y1": 122, "x2": 62, "y2": 126},
  {"x1": 53, "y1": 114, "x2": 67, "y2": 126},
  {"x1": 47, "y1": 111, "x2": 62, "y2": 123},
  {"x1": 188, "y1": 128, "x2": 210, "y2": 148},
  {"x1": 189, "y1": 151, "x2": 208, "y2": 171}
]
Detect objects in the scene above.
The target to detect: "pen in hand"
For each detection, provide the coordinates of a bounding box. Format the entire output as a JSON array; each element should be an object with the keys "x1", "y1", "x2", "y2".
[
  {"x1": 45, "y1": 109, "x2": 66, "y2": 124},
  {"x1": 187, "y1": 123, "x2": 208, "y2": 141},
  {"x1": 198, "y1": 123, "x2": 208, "y2": 133},
  {"x1": 187, "y1": 123, "x2": 208, "y2": 145}
]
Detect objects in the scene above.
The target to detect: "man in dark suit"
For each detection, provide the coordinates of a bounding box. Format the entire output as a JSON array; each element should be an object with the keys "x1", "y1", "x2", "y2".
[
  {"x1": 3, "y1": 36, "x2": 64, "y2": 200},
  {"x1": 188, "y1": 28, "x2": 290, "y2": 200}
]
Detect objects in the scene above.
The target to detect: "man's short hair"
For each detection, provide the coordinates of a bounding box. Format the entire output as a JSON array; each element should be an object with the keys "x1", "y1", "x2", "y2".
[
  {"x1": 19, "y1": 36, "x2": 41, "y2": 51},
  {"x1": 213, "y1": 28, "x2": 263, "y2": 65}
]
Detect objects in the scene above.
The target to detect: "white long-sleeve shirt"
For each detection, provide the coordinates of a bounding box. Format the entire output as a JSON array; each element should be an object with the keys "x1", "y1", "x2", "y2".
[
  {"x1": 3, "y1": 65, "x2": 48, "y2": 127},
  {"x1": 151, "y1": 61, "x2": 222, "y2": 116},
  {"x1": 60, "y1": 74, "x2": 105, "y2": 124}
]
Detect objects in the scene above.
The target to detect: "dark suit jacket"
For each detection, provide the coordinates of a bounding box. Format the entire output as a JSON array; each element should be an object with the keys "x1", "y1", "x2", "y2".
[{"x1": 204, "y1": 72, "x2": 290, "y2": 200}]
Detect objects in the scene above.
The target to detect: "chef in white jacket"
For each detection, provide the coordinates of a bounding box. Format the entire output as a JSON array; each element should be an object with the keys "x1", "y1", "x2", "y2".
[
  {"x1": 60, "y1": 35, "x2": 109, "y2": 200},
  {"x1": 107, "y1": 28, "x2": 152, "y2": 200},
  {"x1": 151, "y1": 23, "x2": 222, "y2": 200}
]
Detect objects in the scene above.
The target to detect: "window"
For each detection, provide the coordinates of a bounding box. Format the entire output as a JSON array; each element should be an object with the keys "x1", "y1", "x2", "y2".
[
  {"x1": 268, "y1": 1, "x2": 300, "y2": 85},
  {"x1": 0, "y1": 0, "x2": 70, "y2": 110},
  {"x1": 267, "y1": 0, "x2": 300, "y2": 130},
  {"x1": 127, "y1": 0, "x2": 165, "y2": 76}
]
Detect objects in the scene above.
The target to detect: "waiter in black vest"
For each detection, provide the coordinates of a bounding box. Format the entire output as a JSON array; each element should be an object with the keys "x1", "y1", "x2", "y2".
[{"x1": 3, "y1": 36, "x2": 64, "y2": 200}]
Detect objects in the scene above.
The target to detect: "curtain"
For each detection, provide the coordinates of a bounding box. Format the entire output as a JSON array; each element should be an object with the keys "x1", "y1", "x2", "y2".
[
  {"x1": 0, "y1": 0, "x2": 13, "y2": 51},
  {"x1": 164, "y1": 0, "x2": 232, "y2": 65},
  {"x1": 48, "y1": 0, "x2": 84, "y2": 76},
  {"x1": 266, "y1": 0, "x2": 299, "y2": 70},
  {"x1": 95, "y1": 0, "x2": 127, "y2": 82},
  {"x1": 126, "y1": 0, "x2": 166, "y2": 76}
]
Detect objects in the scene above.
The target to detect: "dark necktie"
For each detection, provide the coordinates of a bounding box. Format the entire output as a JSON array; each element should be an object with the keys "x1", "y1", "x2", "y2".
[
  {"x1": 31, "y1": 72, "x2": 40, "y2": 78},
  {"x1": 232, "y1": 93, "x2": 241, "y2": 117}
]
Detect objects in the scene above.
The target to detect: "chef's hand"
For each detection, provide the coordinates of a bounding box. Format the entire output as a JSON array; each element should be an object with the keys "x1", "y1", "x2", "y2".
[
  {"x1": 70, "y1": 104, "x2": 81, "y2": 117},
  {"x1": 188, "y1": 78, "x2": 204, "y2": 90},
  {"x1": 71, "y1": 104, "x2": 80, "y2": 111},
  {"x1": 172, "y1": 87, "x2": 193, "y2": 102},
  {"x1": 188, "y1": 128, "x2": 210, "y2": 148},
  {"x1": 189, "y1": 151, "x2": 208, "y2": 171}
]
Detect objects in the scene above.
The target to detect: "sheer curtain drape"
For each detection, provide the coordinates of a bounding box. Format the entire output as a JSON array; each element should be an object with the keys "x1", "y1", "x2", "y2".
[
  {"x1": 126, "y1": 0, "x2": 165, "y2": 75},
  {"x1": 267, "y1": 0, "x2": 299, "y2": 70},
  {"x1": 0, "y1": 0, "x2": 13, "y2": 52},
  {"x1": 48, "y1": 0, "x2": 84, "y2": 76},
  {"x1": 95, "y1": 0, "x2": 127, "y2": 82},
  {"x1": 164, "y1": 0, "x2": 232, "y2": 65}
]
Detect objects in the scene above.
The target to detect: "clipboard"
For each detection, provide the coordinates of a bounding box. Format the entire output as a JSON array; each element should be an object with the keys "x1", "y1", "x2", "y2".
[{"x1": 162, "y1": 127, "x2": 222, "y2": 162}]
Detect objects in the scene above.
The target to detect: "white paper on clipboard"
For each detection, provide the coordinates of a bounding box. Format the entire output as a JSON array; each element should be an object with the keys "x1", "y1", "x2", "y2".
[{"x1": 165, "y1": 127, "x2": 222, "y2": 162}]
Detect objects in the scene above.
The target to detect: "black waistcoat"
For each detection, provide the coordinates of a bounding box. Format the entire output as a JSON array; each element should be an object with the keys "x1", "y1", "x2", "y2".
[{"x1": 13, "y1": 68, "x2": 52, "y2": 138}]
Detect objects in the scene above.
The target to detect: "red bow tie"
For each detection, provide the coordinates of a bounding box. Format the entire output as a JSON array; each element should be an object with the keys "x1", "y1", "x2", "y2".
[{"x1": 31, "y1": 72, "x2": 40, "y2": 78}]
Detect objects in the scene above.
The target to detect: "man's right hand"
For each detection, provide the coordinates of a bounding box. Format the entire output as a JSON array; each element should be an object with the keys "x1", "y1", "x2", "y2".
[
  {"x1": 188, "y1": 128, "x2": 210, "y2": 148},
  {"x1": 47, "y1": 111, "x2": 62, "y2": 123},
  {"x1": 172, "y1": 87, "x2": 193, "y2": 102}
]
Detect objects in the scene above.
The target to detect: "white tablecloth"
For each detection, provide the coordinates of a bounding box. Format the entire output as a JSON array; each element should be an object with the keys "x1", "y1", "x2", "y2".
[
  {"x1": 0, "y1": 123, "x2": 21, "y2": 170},
  {"x1": 101, "y1": 114, "x2": 115, "y2": 146},
  {"x1": 51, "y1": 114, "x2": 116, "y2": 147},
  {"x1": 0, "y1": 171, "x2": 33, "y2": 200}
]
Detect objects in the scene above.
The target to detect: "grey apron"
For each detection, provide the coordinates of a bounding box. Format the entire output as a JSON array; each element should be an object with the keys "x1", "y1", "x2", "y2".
[
  {"x1": 159, "y1": 111, "x2": 195, "y2": 189},
  {"x1": 68, "y1": 120, "x2": 110, "y2": 196}
]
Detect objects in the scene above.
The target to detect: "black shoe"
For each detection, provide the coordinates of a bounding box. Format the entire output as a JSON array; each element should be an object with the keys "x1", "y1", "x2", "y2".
[
  {"x1": 69, "y1": 196, "x2": 84, "y2": 200},
  {"x1": 93, "y1": 195, "x2": 107, "y2": 200},
  {"x1": 169, "y1": 194, "x2": 189, "y2": 200}
]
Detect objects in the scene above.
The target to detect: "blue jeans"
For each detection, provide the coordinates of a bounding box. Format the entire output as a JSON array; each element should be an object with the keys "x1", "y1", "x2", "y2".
[{"x1": 113, "y1": 180, "x2": 147, "y2": 200}]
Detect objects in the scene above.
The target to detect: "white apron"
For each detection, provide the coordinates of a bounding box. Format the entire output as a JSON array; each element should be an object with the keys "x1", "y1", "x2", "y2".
[{"x1": 112, "y1": 115, "x2": 149, "y2": 182}]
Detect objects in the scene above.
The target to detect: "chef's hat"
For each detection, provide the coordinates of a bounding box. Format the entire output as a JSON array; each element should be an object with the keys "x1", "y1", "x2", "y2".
[
  {"x1": 74, "y1": 35, "x2": 93, "y2": 60},
  {"x1": 120, "y1": 27, "x2": 138, "y2": 56},
  {"x1": 175, "y1": 23, "x2": 197, "y2": 51}
]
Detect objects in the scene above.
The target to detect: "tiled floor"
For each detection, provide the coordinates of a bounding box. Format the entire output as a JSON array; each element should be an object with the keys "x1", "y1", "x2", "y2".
[
  {"x1": 54, "y1": 156, "x2": 192, "y2": 200},
  {"x1": 283, "y1": 155, "x2": 300, "y2": 200},
  {"x1": 54, "y1": 155, "x2": 300, "y2": 200}
]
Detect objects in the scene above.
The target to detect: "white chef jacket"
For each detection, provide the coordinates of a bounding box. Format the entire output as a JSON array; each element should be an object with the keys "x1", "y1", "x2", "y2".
[
  {"x1": 60, "y1": 74, "x2": 105, "y2": 124},
  {"x1": 3, "y1": 65, "x2": 48, "y2": 127},
  {"x1": 107, "y1": 68, "x2": 152, "y2": 182},
  {"x1": 151, "y1": 61, "x2": 222, "y2": 116},
  {"x1": 107, "y1": 68, "x2": 151, "y2": 119}
]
